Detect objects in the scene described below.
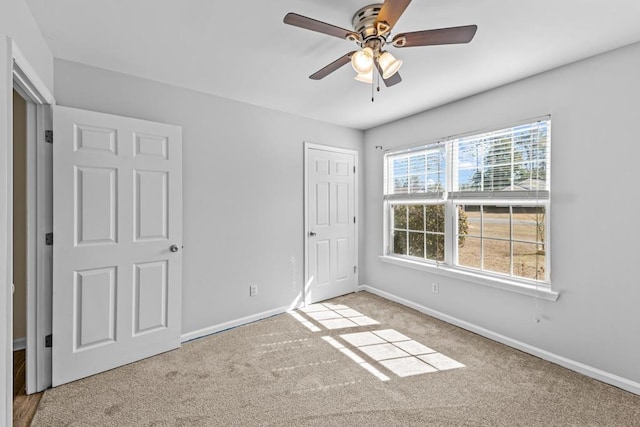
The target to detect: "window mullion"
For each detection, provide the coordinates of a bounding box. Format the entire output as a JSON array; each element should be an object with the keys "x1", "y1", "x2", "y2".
[
  {"x1": 511, "y1": 128, "x2": 515, "y2": 189},
  {"x1": 384, "y1": 201, "x2": 390, "y2": 255},
  {"x1": 423, "y1": 205, "x2": 427, "y2": 260},
  {"x1": 480, "y1": 206, "x2": 484, "y2": 271},
  {"x1": 405, "y1": 207, "x2": 409, "y2": 256},
  {"x1": 444, "y1": 140, "x2": 453, "y2": 266},
  {"x1": 509, "y1": 205, "x2": 514, "y2": 276},
  {"x1": 444, "y1": 200, "x2": 453, "y2": 266}
]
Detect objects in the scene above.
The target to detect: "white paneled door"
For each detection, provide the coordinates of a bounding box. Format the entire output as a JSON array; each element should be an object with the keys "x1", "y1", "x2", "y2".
[
  {"x1": 52, "y1": 106, "x2": 182, "y2": 386},
  {"x1": 306, "y1": 145, "x2": 357, "y2": 303}
]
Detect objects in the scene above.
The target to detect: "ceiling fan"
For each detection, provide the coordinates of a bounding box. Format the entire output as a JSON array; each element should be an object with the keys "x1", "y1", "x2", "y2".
[{"x1": 283, "y1": 0, "x2": 477, "y2": 88}]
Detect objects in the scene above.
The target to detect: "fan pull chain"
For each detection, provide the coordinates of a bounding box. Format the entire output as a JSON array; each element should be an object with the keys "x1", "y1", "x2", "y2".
[
  {"x1": 371, "y1": 76, "x2": 374, "y2": 102},
  {"x1": 371, "y1": 66, "x2": 381, "y2": 102}
]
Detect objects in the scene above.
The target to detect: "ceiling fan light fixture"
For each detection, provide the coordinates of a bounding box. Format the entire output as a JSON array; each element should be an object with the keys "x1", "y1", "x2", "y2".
[
  {"x1": 354, "y1": 70, "x2": 374, "y2": 84},
  {"x1": 378, "y1": 51, "x2": 403, "y2": 79},
  {"x1": 351, "y1": 47, "x2": 374, "y2": 74}
]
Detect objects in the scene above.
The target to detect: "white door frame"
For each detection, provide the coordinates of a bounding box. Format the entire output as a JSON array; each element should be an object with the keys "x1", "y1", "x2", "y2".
[
  {"x1": 303, "y1": 142, "x2": 359, "y2": 306},
  {"x1": 8, "y1": 39, "x2": 56, "y2": 404}
]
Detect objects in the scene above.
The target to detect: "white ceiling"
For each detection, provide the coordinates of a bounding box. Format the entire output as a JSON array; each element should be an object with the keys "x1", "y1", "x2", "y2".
[{"x1": 26, "y1": 0, "x2": 640, "y2": 130}]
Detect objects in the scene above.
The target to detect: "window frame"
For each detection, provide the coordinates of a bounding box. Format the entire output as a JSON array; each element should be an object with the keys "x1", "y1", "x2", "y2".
[
  {"x1": 382, "y1": 117, "x2": 553, "y2": 296},
  {"x1": 389, "y1": 202, "x2": 447, "y2": 261}
]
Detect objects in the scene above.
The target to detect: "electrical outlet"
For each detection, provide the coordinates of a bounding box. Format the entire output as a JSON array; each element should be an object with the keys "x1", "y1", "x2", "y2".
[
  {"x1": 250, "y1": 284, "x2": 258, "y2": 297},
  {"x1": 432, "y1": 283, "x2": 439, "y2": 294}
]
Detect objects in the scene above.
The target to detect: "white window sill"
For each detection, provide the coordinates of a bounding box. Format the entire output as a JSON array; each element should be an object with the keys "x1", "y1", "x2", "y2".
[{"x1": 378, "y1": 255, "x2": 559, "y2": 302}]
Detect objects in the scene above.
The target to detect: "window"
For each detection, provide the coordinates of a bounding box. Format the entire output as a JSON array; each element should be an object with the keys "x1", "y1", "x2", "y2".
[{"x1": 384, "y1": 118, "x2": 550, "y2": 285}]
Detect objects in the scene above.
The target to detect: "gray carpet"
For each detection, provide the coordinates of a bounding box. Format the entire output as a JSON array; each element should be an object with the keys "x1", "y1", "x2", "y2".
[{"x1": 32, "y1": 291, "x2": 640, "y2": 426}]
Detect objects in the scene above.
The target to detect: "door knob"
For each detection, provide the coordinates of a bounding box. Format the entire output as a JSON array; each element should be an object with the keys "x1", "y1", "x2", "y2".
[
  {"x1": 170, "y1": 245, "x2": 179, "y2": 253},
  {"x1": 309, "y1": 231, "x2": 316, "y2": 237}
]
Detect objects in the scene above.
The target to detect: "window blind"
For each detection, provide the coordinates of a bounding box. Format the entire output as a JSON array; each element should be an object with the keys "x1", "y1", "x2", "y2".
[
  {"x1": 451, "y1": 119, "x2": 550, "y2": 201},
  {"x1": 384, "y1": 143, "x2": 446, "y2": 201}
]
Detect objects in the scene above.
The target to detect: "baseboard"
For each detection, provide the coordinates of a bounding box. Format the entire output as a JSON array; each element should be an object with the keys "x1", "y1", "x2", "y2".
[
  {"x1": 13, "y1": 337, "x2": 26, "y2": 351},
  {"x1": 358, "y1": 284, "x2": 640, "y2": 396},
  {"x1": 180, "y1": 303, "x2": 302, "y2": 343}
]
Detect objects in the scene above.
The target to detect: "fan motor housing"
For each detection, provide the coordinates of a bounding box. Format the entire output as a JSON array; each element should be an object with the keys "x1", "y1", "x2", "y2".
[{"x1": 352, "y1": 3, "x2": 383, "y2": 40}]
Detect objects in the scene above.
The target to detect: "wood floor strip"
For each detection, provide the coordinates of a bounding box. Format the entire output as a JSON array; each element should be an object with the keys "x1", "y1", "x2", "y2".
[{"x1": 13, "y1": 350, "x2": 44, "y2": 427}]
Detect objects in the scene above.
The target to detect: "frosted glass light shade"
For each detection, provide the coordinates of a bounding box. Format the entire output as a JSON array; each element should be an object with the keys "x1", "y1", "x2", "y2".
[
  {"x1": 378, "y1": 51, "x2": 402, "y2": 79},
  {"x1": 354, "y1": 70, "x2": 373, "y2": 84},
  {"x1": 351, "y1": 47, "x2": 374, "y2": 74}
]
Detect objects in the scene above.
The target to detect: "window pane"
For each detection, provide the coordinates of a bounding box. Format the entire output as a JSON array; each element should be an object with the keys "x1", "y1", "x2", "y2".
[
  {"x1": 512, "y1": 206, "x2": 545, "y2": 244},
  {"x1": 408, "y1": 232, "x2": 424, "y2": 258},
  {"x1": 409, "y1": 154, "x2": 425, "y2": 174},
  {"x1": 393, "y1": 157, "x2": 408, "y2": 175},
  {"x1": 425, "y1": 205, "x2": 444, "y2": 233},
  {"x1": 527, "y1": 160, "x2": 548, "y2": 187},
  {"x1": 482, "y1": 206, "x2": 510, "y2": 239},
  {"x1": 409, "y1": 175, "x2": 426, "y2": 193},
  {"x1": 393, "y1": 205, "x2": 407, "y2": 229},
  {"x1": 458, "y1": 236, "x2": 480, "y2": 268},
  {"x1": 461, "y1": 205, "x2": 481, "y2": 237},
  {"x1": 455, "y1": 140, "x2": 482, "y2": 191},
  {"x1": 394, "y1": 176, "x2": 408, "y2": 194},
  {"x1": 453, "y1": 120, "x2": 549, "y2": 194},
  {"x1": 426, "y1": 152, "x2": 445, "y2": 175},
  {"x1": 393, "y1": 230, "x2": 407, "y2": 255},
  {"x1": 513, "y1": 161, "x2": 547, "y2": 187},
  {"x1": 386, "y1": 146, "x2": 447, "y2": 196},
  {"x1": 426, "y1": 234, "x2": 444, "y2": 261},
  {"x1": 391, "y1": 157, "x2": 409, "y2": 194},
  {"x1": 483, "y1": 164, "x2": 512, "y2": 190},
  {"x1": 457, "y1": 167, "x2": 480, "y2": 191},
  {"x1": 482, "y1": 239, "x2": 510, "y2": 274},
  {"x1": 426, "y1": 151, "x2": 445, "y2": 191},
  {"x1": 513, "y1": 242, "x2": 545, "y2": 281},
  {"x1": 408, "y1": 205, "x2": 424, "y2": 231},
  {"x1": 426, "y1": 173, "x2": 444, "y2": 192}
]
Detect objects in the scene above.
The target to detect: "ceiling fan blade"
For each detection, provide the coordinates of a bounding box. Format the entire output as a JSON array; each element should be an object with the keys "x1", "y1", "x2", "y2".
[
  {"x1": 392, "y1": 25, "x2": 478, "y2": 48},
  {"x1": 374, "y1": 60, "x2": 403, "y2": 87},
  {"x1": 284, "y1": 13, "x2": 356, "y2": 40},
  {"x1": 383, "y1": 71, "x2": 402, "y2": 87},
  {"x1": 375, "y1": 0, "x2": 412, "y2": 31},
  {"x1": 309, "y1": 52, "x2": 356, "y2": 80}
]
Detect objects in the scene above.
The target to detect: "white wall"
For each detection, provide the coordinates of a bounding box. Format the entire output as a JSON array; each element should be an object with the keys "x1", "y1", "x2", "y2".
[
  {"x1": 53, "y1": 59, "x2": 364, "y2": 337},
  {"x1": 363, "y1": 41, "x2": 640, "y2": 388},
  {"x1": 0, "y1": 0, "x2": 54, "y2": 424}
]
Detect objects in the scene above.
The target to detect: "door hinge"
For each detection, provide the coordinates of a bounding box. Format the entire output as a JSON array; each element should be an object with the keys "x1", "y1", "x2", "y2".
[
  {"x1": 353, "y1": 216, "x2": 356, "y2": 224},
  {"x1": 45, "y1": 334, "x2": 52, "y2": 348},
  {"x1": 353, "y1": 266, "x2": 357, "y2": 274},
  {"x1": 45, "y1": 130, "x2": 53, "y2": 144},
  {"x1": 353, "y1": 166, "x2": 356, "y2": 173},
  {"x1": 45, "y1": 232, "x2": 53, "y2": 245}
]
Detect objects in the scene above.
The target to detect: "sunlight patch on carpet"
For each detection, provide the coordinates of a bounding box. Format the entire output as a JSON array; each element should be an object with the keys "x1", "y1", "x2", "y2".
[
  {"x1": 294, "y1": 304, "x2": 463, "y2": 380},
  {"x1": 322, "y1": 336, "x2": 390, "y2": 381},
  {"x1": 296, "y1": 303, "x2": 380, "y2": 330},
  {"x1": 339, "y1": 330, "x2": 465, "y2": 378},
  {"x1": 289, "y1": 311, "x2": 321, "y2": 332}
]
